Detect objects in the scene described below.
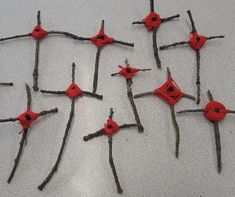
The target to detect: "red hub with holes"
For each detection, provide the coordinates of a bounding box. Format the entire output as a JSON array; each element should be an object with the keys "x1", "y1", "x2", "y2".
[
  {"x1": 90, "y1": 28, "x2": 114, "y2": 47},
  {"x1": 65, "y1": 82, "x2": 83, "y2": 99},
  {"x1": 117, "y1": 65, "x2": 139, "y2": 79},
  {"x1": 154, "y1": 76, "x2": 184, "y2": 105},
  {"x1": 18, "y1": 110, "x2": 39, "y2": 130},
  {"x1": 31, "y1": 25, "x2": 48, "y2": 39},
  {"x1": 204, "y1": 101, "x2": 229, "y2": 122},
  {"x1": 188, "y1": 32, "x2": 207, "y2": 50},
  {"x1": 103, "y1": 118, "x2": 120, "y2": 136},
  {"x1": 144, "y1": 12, "x2": 161, "y2": 31}
]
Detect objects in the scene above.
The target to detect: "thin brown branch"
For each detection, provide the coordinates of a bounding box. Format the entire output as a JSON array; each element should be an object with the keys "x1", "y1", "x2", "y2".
[
  {"x1": 40, "y1": 90, "x2": 66, "y2": 95},
  {"x1": 0, "y1": 118, "x2": 18, "y2": 122},
  {"x1": 0, "y1": 82, "x2": 13, "y2": 86},
  {"x1": 132, "y1": 21, "x2": 145, "y2": 25},
  {"x1": 126, "y1": 79, "x2": 144, "y2": 133},
  {"x1": 206, "y1": 35, "x2": 225, "y2": 40},
  {"x1": 213, "y1": 122, "x2": 222, "y2": 174},
  {"x1": 82, "y1": 91, "x2": 103, "y2": 100},
  {"x1": 134, "y1": 91, "x2": 154, "y2": 98},
  {"x1": 113, "y1": 40, "x2": 134, "y2": 47},
  {"x1": 47, "y1": 31, "x2": 91, "y2": 41},
  {"x1": 153, "y1": 27, "x2": 161, "y2": 69},
  {"x1": 39, "y1": 108, "x2": 58, "y2": 117},
  {"x1": 160, "y1": 41, "x2": 189, "y2": 50},
  {"x1": 92, "y1": 47, "x2": 102, "y2": 94},
  {"x1": 119, "y1": 124, "x2": 138, "y2": 129},
  {"x1": 195, "y1": 50, "x2": 201, "y2": 104},
  {"x1": 183, "y1": 93, "x2": 196, "y2": 101},
  {"x1": 38, "y1": 100, "x2": 75, "y2": 191},
  {"x1": 169, "y1": 105, "x2": 180, "y2": 158},
  {"x1": 7, "y1": 129, "x2": 28, "y2": 183},
  {"x1": 108, "y1": 136, "x2": 123, "y2": 193},
  {"x1": 0, "y1": 33, "x2": 32, "y2": 42},
  {"x1": 161, "y1": 14, "x2": 180, "y2": 23},
  {"x1": 25, "y1": 84, "x2": 31, "y2": 110},
  {"x1": 83, "y1": 129, "x2": 105, "y2": 141},
  {"x1": 187, "y1": 10, "x2": 197, "y2": 33},
  {"x1": 33, "y1": 39, "x2": 40, "y2": 91},
  {"x1": 177, "y1": 109, "x2": 205, "y2": 114}
]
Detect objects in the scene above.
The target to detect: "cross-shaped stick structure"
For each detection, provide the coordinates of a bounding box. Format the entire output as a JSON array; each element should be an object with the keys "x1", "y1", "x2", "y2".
[
  {"x1": 0, "y1": 84, "x2": 58, "y2": 183},
  {"x1": 0, "y1": 11, "x2": 88, "y2": 91},
  {"x1": 83, "y1": 108, "x2": 139, "y2": 194},
  {"x1": 160, "y1": 10, "x2": 225, "y2": 104},
  {"x1": 38, "y1": 63, "x2": 103, "y2": 190},
  {"x1": 134, "y1": 67, "x2": 195, "y2": 158},
  {"x1": 111, "y1": 59, "x2": 151, "y2": 132},
  {"x1": 132, "y1": 0, "x2": 180, "y2": 69},
  {"x1": 81, "y1": 20, "x2": 134, "y2": 94},
  {"x1": 177, "y1": 90, "x2": 235, "y2": 173}
]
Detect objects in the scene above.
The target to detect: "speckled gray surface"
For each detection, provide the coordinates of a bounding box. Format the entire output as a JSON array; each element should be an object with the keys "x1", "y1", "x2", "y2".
[{"x1": 0, "y1": 0, "x2": 235, "y2": 197}]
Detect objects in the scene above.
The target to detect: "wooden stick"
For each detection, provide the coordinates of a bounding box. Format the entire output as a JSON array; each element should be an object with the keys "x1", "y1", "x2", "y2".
[
  {"x1": 207, "y1": 90, "x2": 214, "y2": 101},
  {"x1": 134, "y1": 91, "x2": 154, "y2": 98},
  {"x1": 161, "y1": 14, "x2": 180, "y2": 23},
  {"x1": 33, "y1": 39, "x2": 40, "y2": 91},
  {"x1": 195, "y1": 50, "x2": 201, "y2": 104},
  {"x1": 92, "y1": 47, "x2": 102, "y2": 94},
  {"x1": 169, "y1": 105, "x2": 180, "y2": 158},
  {"x1": 113, "y1": 40, "x2": 134, "y2": 47},
  {"x1": 38, "y1": 100, "x2": 75, "y2": 191},
  {"x1": 47, "y1": 31, "x2": 91, "y2": 40},
  {"x1": 108, "y1": 136, "x2": 123, "y2": 193},
  {"x1": 83, "y1": 91, "x2": 103, "y2": 100},
  {"x1": 25, "y1": 84, "x2": 31, "y2": 110},
  {"x1": 160, "y1": 41, "x2": 189, "y2": 50},
  {"x1": 152, "y1": 27, "x2": 161, "y2": 69},
  {"x1": 132, "y1": 21, "x2": 145, "y2": 25},
  {"x1": 177, "y1": 109, "x2": 205, "y2": 114},
  {"x1": 39, "y1": 108, "x2": 58, "y2": 117},
  {"x1": 213, "y1": 122, "x2": 222, "y2": 174},
  {"x1": 206, "y1": 35, "x2": 225, "y2": 40},
  {"x1": 109, "y1": 108, "x2": 114, "y2": 119},
  {"x1": 83, "y1": 129, "x2": 105, "y2": 141},
  {"x1": 0, "y1": 33, "x2": 32, "y2": 42},
  {"x1": 0, "y1": 117, "x2": 18, "y2": 122},
  {"x1": 183, "y1": 93, "x2": 196, "y2": 101},
  {"x1": 40, "y1": 90, "x2": 66, "y2": 95},
  {"x1": 119, "y1": 124, "x2": 138, "y2": 129},
  {"x1": 150, "y1": 0, "x2": 154, "y2": 12},
  {"x1": 187, "y1": 10, "x2": 197, "y2": 33},
  {"x1": 126, "y1": 79, "x2": 144, "y2": 133},
  {"x1": 7, "y1": 129, "x2": 28, "y2": 183},
  {"x1": 0, "y1": 82, "x2": 13, "y2": 86}
]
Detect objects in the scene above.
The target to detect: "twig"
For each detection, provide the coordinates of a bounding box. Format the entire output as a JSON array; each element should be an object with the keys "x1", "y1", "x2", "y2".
[
  {"x1": 25, "y1": 84, "x2": 31, "y2": 110},
  {"x1": 160, "y1": 41, "x2": 189, "y2": 50},
  {"x1": 153, "y1": 27, "x2": 161, "y2": 69},
  {"x1": 207, "y1": 90, "x2": 214, "y2": 101},
  {"x1": 195, "y1": 50, "x2": 201, "y2": 104},
  {"x1": 47, "y1": 31, "x2": 91, "y2": 41},
  {"x1": 40, "y1": 90, "x2": 66, "y2": 95},
  {"x1": 132, "y1": 21, "x2": 145, "y2": 25},
  {"x1": 177, "y1": 109, "x2": 205, "y2": 114},
  {"x1": 39, "y1": 108, "x2": 58, "y2": 116},
  {"x1": 38, "y1": 100, "x2": 75, "y2": 191},
  {"x1": 109, "y1": 108, "x2": 114, "y2": 119},
  {"x1": 83, "y1": 91, "x2": 103, "y2": 99},
  {"x1": 113, "y1": 40, "x2": 134, "y2": 47},
  {"x1": 0, "y1": 33, "x2": 32, "y2": 42},
  {"x1": 83, "y1": 129, "x2": 105, "y2": 141},
  {"x1": 72, "y1": 63, "x2": 75, "y2": 82},
  {"x1": 0, "y1": 82, "x2": 13, "y2": 86},
  {"x1": 206, "y1": 35, "x2": 225, "y2": 40},
  {"x1": 119, "y1": 124, "x2": 138, "y2": 129},
  {"x1": 187, "y1": 10, "x2": 197, "y2": 33},
  {"x1": 7, "y1": 129, "x2": 28, "y2": 183},
  {"x1": 169, "y1": 105, "x2": 180, "y2": 158},
  {"x1": 134, "y1": 91, "x2": 154, "y2": 98},
  {"x1": 161, "y1": 14, "x2": 180, "y2": 23},
  {"x1": 108, "y1": 136, "x2": 123, "y2": 194},
  {"x1": 37, "y1": 11, "x2": 41, "y2": 25},
  {"x1": 183, "y1": 93, "x2": 196, "y2": 101},
  {"x1": 33, "y1": 39, "x2": 40, "y2": 91},
  {"x1": 150, "y1": 0, "x2": 154, "y2": 12},
  {"x1": 213, "y1": 122, "x2": 222, "y2": 174},
  {"x1": 126, "y1": 79, "x2": 144, "y2": 133},
  {"x1": 92, "y1": 47, "x2": 102, "y2": 94},
  {"x1": 0, "y1": 118, "x2": 18, "y2": 122}
]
